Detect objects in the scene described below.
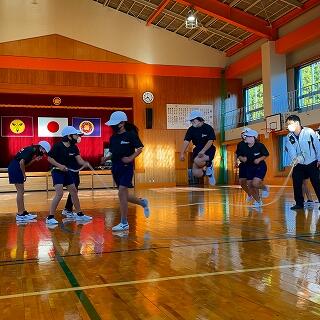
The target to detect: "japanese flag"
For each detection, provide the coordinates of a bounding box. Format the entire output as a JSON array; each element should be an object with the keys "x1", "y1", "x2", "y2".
[{"x1": 38, "y1": 117, "x2": 68, "y2": 137}]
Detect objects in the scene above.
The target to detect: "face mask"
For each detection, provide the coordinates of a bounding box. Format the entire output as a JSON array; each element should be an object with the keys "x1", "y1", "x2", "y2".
[
  {"x1": 191, "y1": 120, "x2": 201, "y2": 128},
  {"x1": 111, "y1": 125, "x2": 121, "y2": 133},
  {"x1": 77, "y1": 137, "x2": 81, "y2": 143},
  {"x1": 245, "y1": 136, "x2": 255, "y2": 144},
  {"x1": 287, "y1": 124, "x2": 296, "y2": 132},
  {"x1": 69, "y1": 135, "x2": 78, "y2": 145}
]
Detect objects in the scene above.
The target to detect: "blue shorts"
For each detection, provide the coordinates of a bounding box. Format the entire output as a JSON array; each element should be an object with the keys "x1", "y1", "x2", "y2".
[
  {"x1": 193, "y1": 145, "x2": 216, "y2": 162},
  {"x1": 238, "y1": 162, "x2": 247, "y2": 179},
  {"x1": 8, "y1": 159, "x2": 24, "y2": 184},
  {"x1": 112, "y1": 161, "x2": 134, "y2": 188},
  {"x1": 51, "y1": 169, "x2": 74, "y2": 187},
  {"x1": 70, "y1": 171, "x2": 80, "y2": 187},
  {"x1": 246, "y1": 162, "x2": 267, "y2": 180}
]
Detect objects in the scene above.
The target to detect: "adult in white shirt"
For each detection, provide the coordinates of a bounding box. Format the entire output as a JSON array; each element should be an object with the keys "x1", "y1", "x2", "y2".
[{"x1": 285, "y1": 115, "x2": 320, "y2": 210}]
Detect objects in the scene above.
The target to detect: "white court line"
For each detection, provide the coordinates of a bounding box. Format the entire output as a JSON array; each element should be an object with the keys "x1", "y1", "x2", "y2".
[{"x1": 1, "y1": 261, "x2": 320, "y2": 300}]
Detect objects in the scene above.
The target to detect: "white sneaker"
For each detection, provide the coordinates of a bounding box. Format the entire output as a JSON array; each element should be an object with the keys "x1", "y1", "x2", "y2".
[
  {"x1": 62, "y1": 209, "x2": 75, "y2": 218},
  {"x1": 205, "y1": 165, "x2": 213, "y2": 176},
  {"x1": 27, "y1": 213, "x2": 37, "y2": 219},
  {"x1": 208, "y1": 174, "x2": 216, "y2": 186},
  {"x1": 46, "y1": 217, "x2": 59, "y2": 225},
  {"x1": 246, "y1": 195, "x2": 254, "y2": 202},
  {"x1": 261, "y1": 186, "x2": 270, "y2": 198},
  {"x1": 75, "y1": 213, "x2": 92, "y2": 221},
  {"x1": 252, "y1": 201, "x2": 263, "y2": 208},
  {"x1": 16, "y1": 214, "x2": 33, "y2": 222},
  {"x1": 141, "y1": 198, "x2": 150, "y2": 218},
  {"x1": 304, "y1": 200, "x2": 314, "y2": 208},
  {"x1": 112, "y1": 222, "x2": 129, "y2": 231}
]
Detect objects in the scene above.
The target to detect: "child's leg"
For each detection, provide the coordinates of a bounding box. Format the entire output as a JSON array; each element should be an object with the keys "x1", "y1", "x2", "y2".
[
  {"x1": 252, "y1": 178, "x2": 263, "y2": 201},
  {"x1": 192, "y1": 155, "x2": 209, "y2": 177},
  {"x1": 15, "y1": 183, "x2": 25, "y2": 214},
  {"x1": 239, "y1": 178, "x2": 250, "y2": 195},
  {"x1": 49, "y1": 184, "x2": 64, "y2": 216},
  {"x1": 66, "y1": 184, "x2": 81, "y2": 212},
  {"x1": 118, "y1": 186, "x2": 129, "y2": 224},
  {"x1": 248, "y1": 180, "x2": 260, "y2": 202},
  {"x1": 128, "y1": 193, "x2": 143, "y2": 206}
]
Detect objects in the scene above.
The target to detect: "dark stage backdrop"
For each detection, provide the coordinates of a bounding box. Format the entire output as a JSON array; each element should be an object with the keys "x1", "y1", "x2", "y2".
[{"x1": 0, "y1": 98, "x2": 133, "y2": 171}]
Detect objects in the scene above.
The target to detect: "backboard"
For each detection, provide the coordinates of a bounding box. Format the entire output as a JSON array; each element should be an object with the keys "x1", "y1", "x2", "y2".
[{"x1": 266, "y1": 113, "x2": 282, "y2": 133}]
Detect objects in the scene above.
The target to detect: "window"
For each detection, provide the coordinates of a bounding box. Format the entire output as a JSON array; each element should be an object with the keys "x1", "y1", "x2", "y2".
[
  {"x1": 244, "y1": 83, "x2": 264, "y2": 123},
  {"x1": 297, "y1": 60, "x2": 320, "y2": 109}
]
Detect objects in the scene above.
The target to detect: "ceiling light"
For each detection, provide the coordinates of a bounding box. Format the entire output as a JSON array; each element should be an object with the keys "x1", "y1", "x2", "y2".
[{"x1": 185, "y1": 9, "x2": 198, "y2": 29}]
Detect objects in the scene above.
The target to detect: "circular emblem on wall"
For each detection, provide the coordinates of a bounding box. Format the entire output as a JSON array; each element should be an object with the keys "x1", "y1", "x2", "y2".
[
  {"x1": 142, "y1": 91, "x2": 154, "y2": 104},
  {"x1": 79, "y1": 120, "x2": 94, "y2": 135},
  {"x1": 53, "y1": 97, "x2": 62, "y2": 105},
  {"x1": 10, "y1": 119, "x2": 26, "y2": 134}
]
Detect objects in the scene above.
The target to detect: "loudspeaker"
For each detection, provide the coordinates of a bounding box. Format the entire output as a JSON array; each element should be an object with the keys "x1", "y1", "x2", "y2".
[{"x1": 145, "y1": 108, "x2": 153, "y2": 129}]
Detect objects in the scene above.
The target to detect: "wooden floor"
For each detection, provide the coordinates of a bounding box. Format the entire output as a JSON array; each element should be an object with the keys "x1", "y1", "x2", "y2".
[{"x1": 0, "y1": 186, "x2": 320, "y2": 319}]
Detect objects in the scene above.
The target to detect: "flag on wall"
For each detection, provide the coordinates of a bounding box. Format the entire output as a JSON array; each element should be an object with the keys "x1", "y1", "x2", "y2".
[
  {"x1": 1, "y1": 116, "x2": 34, "y2": 137},
  {"x1": 38, "y1": 117, "x2": 68, "y2": 137},
  {"x1": 72, "y1": 117, "x2": 101, "y2": 137}
]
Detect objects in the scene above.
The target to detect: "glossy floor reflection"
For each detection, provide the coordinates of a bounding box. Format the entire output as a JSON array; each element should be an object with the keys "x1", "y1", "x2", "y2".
[{"x1": 0, "y1": 186, "x2": 320, "y2": 319}]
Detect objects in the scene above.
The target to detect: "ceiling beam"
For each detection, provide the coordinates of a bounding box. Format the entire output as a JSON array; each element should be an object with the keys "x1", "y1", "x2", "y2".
[
  {"x1": 146, "y1": 0, "x2": 171, "y2": 26},
  {"x1": 225, "y1": 34, "x2": 261, "y2": 57},
  {"x1": 272, "y1": 0, "x2": 320, "y2": 28},
  {"x1": 276, "y1": 16, "x2": 320, "y2": 54},
  {"x1": 174, "y1": 0, "x2": 275, "y2": 39},
  {"x1": 226, "y1": 0, "x2": 319, "y2": 56},
  {"x1": 279, "y1": 0, "x2": 303, "y2": 8}
]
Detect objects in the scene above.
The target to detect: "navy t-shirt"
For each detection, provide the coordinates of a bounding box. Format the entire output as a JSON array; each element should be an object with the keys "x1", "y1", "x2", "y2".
[
  {"x1": 235, "y1": 140, "x2": 247, "y2": 158},
  {"x1": 241, "y1": 142, "x2": 269, "y2": 164},
  {"x1": 109, "y1": 131, "x2": 143, "y2": 162},
  {"x1": 15, "y1": 146, "x2": 41, "y2": 165},
  {"x1": 48, "y1": 141, "x2": 80, "y2": 168},
  {"x1": 184, "y1": 123, "x2": 216, "y2": 147}
]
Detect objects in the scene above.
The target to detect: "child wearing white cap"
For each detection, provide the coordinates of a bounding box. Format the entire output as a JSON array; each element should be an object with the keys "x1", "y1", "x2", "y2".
[
  {"x1": 180, "y1": 110, "x2": 216, "y2": 185},
  {"x1": 235, "y1": 128, "x2": 253, "y2": 202},
  {"x1": 103, "y1": 111, "x2": 150, "y2": 232},
  {"x1": 46, "y1": 126, "x2": 91, "y2": 225},
  {"x1": 239, "y1": 129, "x2": 270, "y2": 208},
  {"x1": 8, "y1": 141, "x2": 51, "y2": 222}
]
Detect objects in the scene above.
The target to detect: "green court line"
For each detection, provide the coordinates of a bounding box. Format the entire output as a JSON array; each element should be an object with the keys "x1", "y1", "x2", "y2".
[{"x1": 55, "y1": 253, "x2": 102, "y2": 320}]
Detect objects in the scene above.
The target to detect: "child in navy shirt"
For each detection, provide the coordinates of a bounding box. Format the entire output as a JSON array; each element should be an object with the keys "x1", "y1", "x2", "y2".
[
  {"x1": 8, "y1": 141, "x2": 51, "y2": 222},
  {"x1": 103, "y1": 111, "x2": 150, "y2": 232},
  {"x1": 180, "y1": 110, "x2": 216, "y2": 185},
  {"x1": 46, "y1": 126, "x2": 91, "y2": 225},
  {"x1": 238, "y1": 129, "x2": 269, "y2": 208}
]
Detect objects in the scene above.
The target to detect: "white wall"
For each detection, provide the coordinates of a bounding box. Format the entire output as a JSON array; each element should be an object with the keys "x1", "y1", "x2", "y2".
[{"x1": 0, "y1": 0, "x2": 226, "y2": 67}]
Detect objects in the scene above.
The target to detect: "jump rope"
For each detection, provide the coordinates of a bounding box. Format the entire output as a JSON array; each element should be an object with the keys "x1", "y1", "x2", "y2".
[{"x1": 60, "y1": 157, "x2": 301, "y2": 210}]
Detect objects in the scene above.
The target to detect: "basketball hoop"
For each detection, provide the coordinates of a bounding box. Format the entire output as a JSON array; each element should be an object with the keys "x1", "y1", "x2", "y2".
[{"x1": 265, "y1": 114, "x2": 282, "y2": 136}]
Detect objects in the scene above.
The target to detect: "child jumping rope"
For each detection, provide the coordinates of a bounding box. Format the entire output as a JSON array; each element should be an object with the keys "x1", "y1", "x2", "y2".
[
  {"x1": 239, "y1": 129, "x2": 270, "y2": 208},
  {"x1": 180, "y1": 110, "x2": 216, "y2": 185},
  {"x1": 103, "y1": 111, "x2": 150, "y2": 232}
]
